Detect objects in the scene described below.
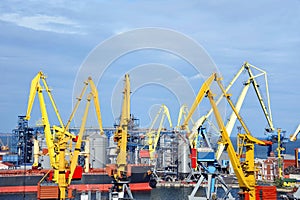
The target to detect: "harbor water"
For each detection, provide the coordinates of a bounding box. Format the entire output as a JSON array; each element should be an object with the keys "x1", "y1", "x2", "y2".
[
  {"x1": 0, "y1": 187, "x2": 287, "y2": 200},
  {"x1": 0, "y1": 188, "x2": 236, "y2": 200}
]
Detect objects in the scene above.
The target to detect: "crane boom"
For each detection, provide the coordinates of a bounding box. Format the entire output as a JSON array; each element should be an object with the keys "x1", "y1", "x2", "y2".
[
  {"x1": 189, "y1": 66, "x2": 245, "y2": 148},
  {"x1": 177, "y1": 104, "x2": 187, "y2": 128},
  {"x1": 290, "y1": 124, "x2": 300, "y2": 142},
  {"x1": 66, "y1": 77, "x2": 104, "y2": 134},
  {"x1": 88, "y1": 77, "x2": 104, "y2": 134},
  {"x1": 182, "y1": 73, "x2": 215, "y2": 130},
  {"x1": 25, "y1": 72, "x2": 59, "y2": 169},
  {"x1": 207, "y1": 74, "x2": 271, "y2": 200},
  {"x1": 215, "y1": 76, "x2": 252, "y2": 137},
  {"x1": 26, "y1": 71, "x2": 64, "y2": 128},
  {"x1": 243, "y1": 62, "x2": 274, "y2": 132},
  {"x1": 177, "y1": 104, "x2": 194, "y2": 132},
  {"x1": 114, "y1": 74, "x2": 131, "y2": 178},
  {"x1": 67, "y1": 93, "x2": 92, "y2": 185},
  {"x1": 206, "y1": 90, "x2": 250, "y2": 189},
  {"x1": 215, "y1": 80, "x2": 250, "y2": 160},
  {"x1": 147, "y1": 104, "x2": 172, "y2": 161},
  {"x1": 25, "y1": 72, "x2": 41, "y2": 121}
]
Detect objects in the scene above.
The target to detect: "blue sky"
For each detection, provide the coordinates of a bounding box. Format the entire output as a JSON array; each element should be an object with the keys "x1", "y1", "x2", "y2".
[{"x1": 0, "y1": 0, "x2": 299, "y2": 139}]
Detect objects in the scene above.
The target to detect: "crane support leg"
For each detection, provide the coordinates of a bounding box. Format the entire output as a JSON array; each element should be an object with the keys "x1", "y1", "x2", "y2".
[{"x1": 188, "y1": 170, "x2": 234, "y2": 200}]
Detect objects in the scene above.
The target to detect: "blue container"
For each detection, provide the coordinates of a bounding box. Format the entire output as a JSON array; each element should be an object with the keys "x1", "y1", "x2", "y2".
[{"x1": 3, "y1": 154, "x2": 18, "y2": 162}]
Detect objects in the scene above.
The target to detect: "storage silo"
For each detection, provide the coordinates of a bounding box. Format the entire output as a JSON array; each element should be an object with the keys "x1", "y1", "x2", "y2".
[
  {"x1": 89, "y1": 133, "x2": 107, "y2": 168},
  {"x1": 107, "y1": 134, "x2": 117, "y2": 164},
  {"x1": 177, "y1": 134, "x2": 190, "y2": 179}
]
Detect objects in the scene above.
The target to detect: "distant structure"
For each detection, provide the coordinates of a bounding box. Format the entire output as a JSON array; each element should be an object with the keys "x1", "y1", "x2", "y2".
[{"x1": 12, "y1": 116, "x2": 34, "y2": 165}]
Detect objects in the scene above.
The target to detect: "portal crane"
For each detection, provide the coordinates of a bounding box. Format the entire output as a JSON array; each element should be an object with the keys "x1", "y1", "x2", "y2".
[
  {"x1": 25, "y1": 71, "x2": 71, "y2": 198},
  {"x1": 146, "y1": 104, "x2": 172, "y2": 163},
  {"x1": 189, "y1": 73, "x2": 272, "y2": 200},
  {"x1": 110, "y1": 74, "x2": 134, "y2": 200},
  {"x1": 51, "y1": 92, "x2": 94, "y2": 198},
  {"x1": 209, "y1": 74, "x2": 272, "y2": 200},
  {"x1": 25, "y1": 71, "x2": 63, "y2": 169},
  {"x1": 190, "y1": 62, "x2": 278, "y2": 160},
  {"x1": 25, "y1": 72, "x2": 104, "y2": 199},
  {"x1": 185, "y1": 73, "x2": 234, "y2": 200},
  {"x1": 242, "y1": 62, "x2": 287, "y2": 158},
  {"x1": 188, "y1": 77, "x2": 251, "y2": 199}
]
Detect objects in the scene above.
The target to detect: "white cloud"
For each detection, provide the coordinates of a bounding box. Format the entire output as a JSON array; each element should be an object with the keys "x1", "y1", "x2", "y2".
[{"x1": 0, "y1": 13, "x2": 84, "y2": 34}]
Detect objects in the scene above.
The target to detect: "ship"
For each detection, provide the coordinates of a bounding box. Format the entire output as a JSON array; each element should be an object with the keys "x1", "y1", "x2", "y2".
[
  {"x1": 0, "y1": 116, "x2": 154, "y2": 195},
  {"x1": 0, "y1": 165, "x2": 153, "y2": 194}
]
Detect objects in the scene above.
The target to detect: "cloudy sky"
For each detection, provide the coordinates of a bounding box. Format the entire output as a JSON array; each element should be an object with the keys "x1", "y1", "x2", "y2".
[{"x1": 0, "y1": 0, "x2": 299, "y2": 139}]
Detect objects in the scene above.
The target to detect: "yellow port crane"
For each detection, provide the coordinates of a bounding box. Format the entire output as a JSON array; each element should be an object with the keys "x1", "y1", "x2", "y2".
[
  {"x1": 146, "y1": 104, "x2": 172, "y2": 163},
  {"x1": 188, "y1": 62, "x2": 274, "y2": 160},
  {"x1": 110, "y1": 74, "x2": 134, "y2": 200},
  {"x1": 114, "y1": 74, "x2": 131, "y2": 180},
  {"x1": 208, "y1": 74, "x2": 271, "y2": 200},
  {"x1": 185, "y1": 73, "x2": 272, "y2": 200},
  {"x1": 184, "y1": 72, "x2": 253, "y2": 199},
  {"x1": 66, "y1": 76, "x2": 104, "y2": 185},
  {"x1": 25, "y1": 71, "x2": 64, "y2": 170},
  {"x1": 25, "y1": 72, "x2": 104, "y2": 199}
]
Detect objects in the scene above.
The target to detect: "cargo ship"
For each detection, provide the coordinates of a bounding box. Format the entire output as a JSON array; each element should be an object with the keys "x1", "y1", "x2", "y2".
[{"x1": 0, "y1": 164, "x2": 153, "y2": 194}]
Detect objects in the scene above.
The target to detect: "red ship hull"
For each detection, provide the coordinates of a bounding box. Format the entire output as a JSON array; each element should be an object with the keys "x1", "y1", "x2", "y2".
[{"x1": 0, "y1": 165, "x2": 153, "y2": 194}]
